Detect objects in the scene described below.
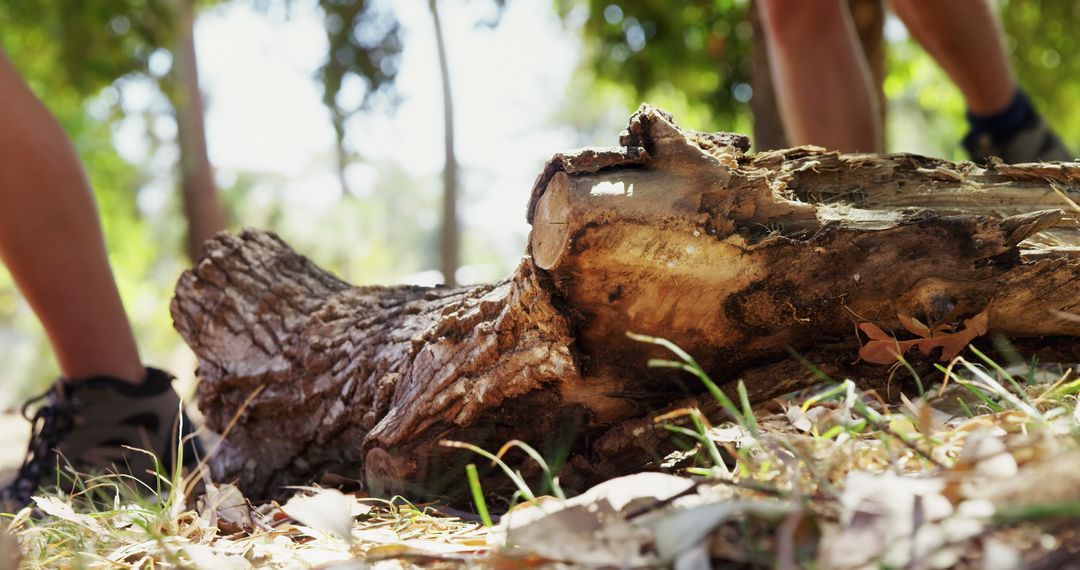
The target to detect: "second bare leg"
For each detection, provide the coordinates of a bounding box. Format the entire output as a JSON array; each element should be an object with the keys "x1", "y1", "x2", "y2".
[
  {"x1": 889, "y1": 0, "x2": 1015, "y2": 114},
  {"x1": 757, "y1": 0, "x2": 882, "y2": 152}
]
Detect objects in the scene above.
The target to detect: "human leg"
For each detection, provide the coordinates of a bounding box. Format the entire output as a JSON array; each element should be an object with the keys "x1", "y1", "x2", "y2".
[
  {"x1": 0, "y1": 50, "x2": 200, "y2": 509},
  {"x1": 757, "y1": 0, "x2": 882, "y2": 152},
  {"x1": 889, "y1": 0, "x2": 1013, "y2": 115},
  {"x1": 891, "y1": 0, "x2": 1071, "y2": 162},
  {"x1": 0, "y1": 50, "x2": 143, "y2": 383}
]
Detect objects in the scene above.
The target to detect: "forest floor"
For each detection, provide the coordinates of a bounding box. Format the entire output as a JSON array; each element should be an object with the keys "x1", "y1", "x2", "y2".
[{"x1": 3, "y1": 347, "x2": 1080, "y2": 569}]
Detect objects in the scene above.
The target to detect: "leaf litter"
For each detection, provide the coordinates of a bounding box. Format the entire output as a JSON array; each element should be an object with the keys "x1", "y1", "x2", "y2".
[{"x1": 5, "y1": 351, "x2": 1080, "y2": 568}]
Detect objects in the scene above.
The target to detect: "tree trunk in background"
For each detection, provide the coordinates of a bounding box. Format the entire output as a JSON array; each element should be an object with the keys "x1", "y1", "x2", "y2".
[
  {"x1": 327, "y1": 106, "x2": 352, "y2": 197},
  {"x1": 173, "y1": 0, "x2": 226, "y2": 261},
  {"x1": 430, "y1": 0, "x2": 459, "y2": 287},
  {"x1": 750, "y1": 0, "x2": 886, "y2": 151},
  {"x1": 173, "y1": 106, "x2": 1080, "y2": 502}
]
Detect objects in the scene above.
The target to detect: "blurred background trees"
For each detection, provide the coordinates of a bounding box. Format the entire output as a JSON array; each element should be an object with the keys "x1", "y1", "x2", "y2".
[
  {"x1": 1, "y1": 0, "x2": 227, "y2": 261},
  {"x1": 0, "y1": 0, "x2": 1076, "y2": 401},
  {"x1": 568, "y1": 0, "x2": 1079, "y2": 157}
]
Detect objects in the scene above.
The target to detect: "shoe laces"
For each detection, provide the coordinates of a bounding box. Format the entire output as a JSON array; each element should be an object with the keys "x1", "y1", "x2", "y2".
[{"x1": 2, "y1": 388, "x2": 77, "y2": 504}]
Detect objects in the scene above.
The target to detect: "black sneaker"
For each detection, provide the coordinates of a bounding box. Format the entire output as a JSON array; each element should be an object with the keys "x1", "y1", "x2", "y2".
[
  {"x1": 0, "y1": 367, "x2": 201, "y2": 511},
  {"x1": 963, "y1": 114, "x2": 1074, "y2": 164}
]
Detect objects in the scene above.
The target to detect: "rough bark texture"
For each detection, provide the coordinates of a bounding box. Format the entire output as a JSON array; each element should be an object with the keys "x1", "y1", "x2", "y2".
[{"x1": 173, "y1": 106, "x2": 1080, "y2": 501}]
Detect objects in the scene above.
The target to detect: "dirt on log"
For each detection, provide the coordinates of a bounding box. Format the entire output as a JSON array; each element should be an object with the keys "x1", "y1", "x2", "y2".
[{"x1": 172, "y1": 105, "x2": 1080, "y2": 501}]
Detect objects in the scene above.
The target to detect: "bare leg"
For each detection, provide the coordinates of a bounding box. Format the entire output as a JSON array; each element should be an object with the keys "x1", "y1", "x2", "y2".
[
  {"x1": 889, "y1": 0, "x2": 1015, "y2": 115},
  {"x1": 757, "y1": 0, "x2": 882, "y2": 152},
  {"x1": 0, "y1": 51, "x2": 143, "y2": 383}
]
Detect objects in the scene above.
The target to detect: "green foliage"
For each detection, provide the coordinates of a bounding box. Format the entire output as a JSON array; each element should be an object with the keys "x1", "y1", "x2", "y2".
[
  {"x1": 883, "y1": 35, "x2": 968, "y2": 158},
  {"x1": 562, "y1": 0, "x2": 754, "y2": 133},
  {"x1": 317, "y1": 0, "x2": 403, "y2": 147},
  {"x1": 465, "y1": 464, "x2": 494, "y2": 527},
  {"x1": 1, "y1": 0, "x2": 176, "y2": 96},
  {"x1": 1002, "y1": 0, "x2": 1080, "y2": 152}
]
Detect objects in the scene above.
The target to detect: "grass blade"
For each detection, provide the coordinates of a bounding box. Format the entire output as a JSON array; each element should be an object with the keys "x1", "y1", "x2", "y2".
[{"x1": 465, "y1": 464, "x2": 493, "y2": 528}]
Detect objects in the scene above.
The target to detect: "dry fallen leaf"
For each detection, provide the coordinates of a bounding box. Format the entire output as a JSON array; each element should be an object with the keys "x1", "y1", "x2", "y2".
[
  {"x1": 495, "y1": 473, "x2": 701, "y2": 567},
  {"x1": 955, "y1": 429, "x2": 1018, "y2": 479},
  {"x1": 648, "y1": 500, "x2": 790, "y2": 564},
  {"x1": 199, "y1": 482, "x2": 252, "y2": 533},
  {"x1": 786, "y1": 405, "x2": 813, "y2": 432},
  {"x1": 503, "y1": 499, "x2": 655, "y2": 567},
  {"x1": 280, "y1": 488, "x2": 365, "y2": 542},
  {"x1": 574, "y1": 471, "x2": 698, "y2": 512},
  {"x1": 820, "y1": 472, "x2": 985, "y2": 569},
  {"x1": 859, "y1": 309, "x2": 990, "y2": 365},
  {"x1": 897, "y1": 313, "x2": 933, "y2": 338},
  {"x1": 182, "y1": 543, "x2": 252, "y2": 570},
  {"x1": 31, "y1": 496, "x2": 106, "y2": 534}
]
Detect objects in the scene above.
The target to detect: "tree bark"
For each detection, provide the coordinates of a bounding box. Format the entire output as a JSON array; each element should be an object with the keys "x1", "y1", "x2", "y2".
[
  {"x1": 173, "y1": 0, "x2": 227, "y2": 261},
  {"x1": 173, "y1": 106, "x2": 1080, "y2": 501}
]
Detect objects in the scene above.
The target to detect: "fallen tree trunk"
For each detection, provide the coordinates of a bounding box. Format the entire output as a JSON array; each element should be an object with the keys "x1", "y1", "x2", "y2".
[{"x1": 172, "y1": 106, "x2": 1080, "y2": 500}]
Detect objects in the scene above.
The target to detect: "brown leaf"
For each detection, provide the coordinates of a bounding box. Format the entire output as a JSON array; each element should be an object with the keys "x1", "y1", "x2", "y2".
[
  {"x1": 963, "y1": 310, "x2": 990, "y2": 336},
  {"x1": 897, "y1": 314, "x2": 931, "y2": 338},
  {"x1": 858, "y1": 338, "x2": 913, "y2": 365},
  {"x1": 858, "y1": 309, "x2": 990, "y2": 365},
  {"x1": 857, "y1": 323, "x2": 893, "y2": 342}
]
